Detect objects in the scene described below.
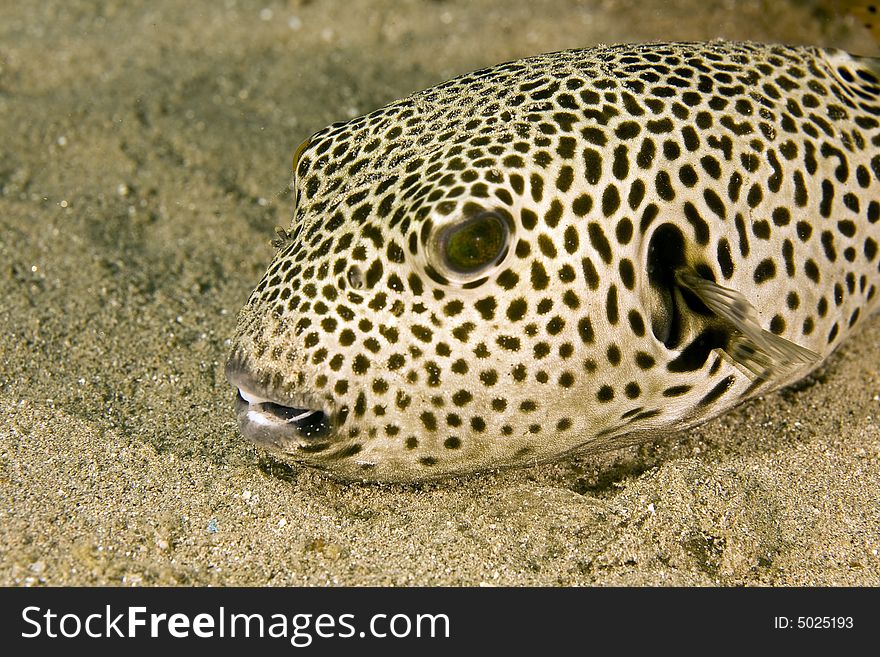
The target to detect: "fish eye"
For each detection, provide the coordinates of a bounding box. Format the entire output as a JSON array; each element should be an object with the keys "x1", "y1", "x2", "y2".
[{"x1": 438, "y1": 210, "x2": 509, "y2": 275}]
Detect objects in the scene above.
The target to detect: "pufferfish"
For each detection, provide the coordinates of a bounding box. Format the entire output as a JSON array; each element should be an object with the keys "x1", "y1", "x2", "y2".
[{"x1": 226, "y1": 41, "x2": 880, "y2": 482}]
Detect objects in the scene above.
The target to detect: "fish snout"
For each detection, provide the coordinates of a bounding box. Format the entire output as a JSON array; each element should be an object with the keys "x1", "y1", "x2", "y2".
[{"x1": 224, "y1": 354, "x2": 334, "y2": 450}]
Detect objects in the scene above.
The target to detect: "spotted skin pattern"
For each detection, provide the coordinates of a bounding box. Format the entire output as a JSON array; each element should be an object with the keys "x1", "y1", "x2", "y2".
[{"x1": 227, "y1": 41, "x2": 880, "y2": 482}]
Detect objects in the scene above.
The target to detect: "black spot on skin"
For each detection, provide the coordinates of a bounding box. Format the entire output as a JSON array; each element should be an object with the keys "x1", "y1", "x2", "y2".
[
  {"x1": 682, "y1": 126, "x2": 700, "y2": 150},
  {"x1": 728, "y1": 171, "x2": 742, "y2": 202},
  {"x1": 655, "y1": 170, "x2": 675, "y2": 201},
  {"x1": 602, "y1": 185, "x2": 621, "y2": 216},
  {"x1": 734, "y1": 213, "x2": 749, "y2": 257},
  {"x1": 849, "y1": 308, "x2": 860, "y2": 328},
  {"x1": 444, "y1": 436, "x2": 461, "y2": 449},
  {"x1": 584, "y1": 148, "x2": 603, "y2": 183},
  {"x1": 531, "y1": 261, "x2": 550, "y2": 289},
  {"x1": 697, "y1": 375, "x2": 736, "y2": 407},
  {"x1": 564, "y1": 226, "x2": 579, "y2": 254},
  {"x1": 588, "y1": 223, "x2": 613, "y2": 264},
  {"x1": 606, "y1": 344, "x2": 621, "y2": 365},
  {"x1": 772, "y1": 207, "x2": 791, "y2": 226},
  {"x1": 663, "y1": 385, "x2": 692, "y2": 397},
  {"x1": 351, "y1": 354, "x2": 370, "y2": 374},
  {"x1": 821, "y1": 230, "x2": 837, "y2": 262},
  {"x1": 521, "y1": 209, "x2": 538, "y2": 230},
  {"x1": 700, "y1": 155, "x2": 721, "y2": 179},
  {"x1": 544, "y1": 201, "x2": 563, "y2": 228},
  {"x1": 582, "y1": 126, "x2": 608, "y2": 145},
  {"x1": 828, "y1": 323, "x2": 839, "y2": 343},
  {"x1": 635, "y1": 351, "x2": 655, "y2": 369},
  {"x1": 753, "y1": 258, "x2": 776, "y2": 283},
  {"x1": 424, "y1": 360, "x2": 441, "y2": 386},
  {"x1": 582, "y1": 258, "x2": 600, "y2": 290},
  {"x1": 546, "y1": 316, "x2": 566, "y2": 335},
  {"x1": 474, "y1": 297, "x2": 496, "y2": 320},
  {"x1": 770, "y1": 314, "x2": 786, "y2": 335},
  {"x1": 619, "y1": 259, "x2": 636, "y2": 289},
  {"x1": 837, "y1": 219, "x2": 856, "y2": 237},
  {"x1": 793, "y1": 171, "x2": 808, "y2": 207},
  {"x1": 819, "y1": 179, "x2": 834, "y2": 218},
  {"x1": 572, "y1": 194, "x2": 593, "y2": 216},
  {"x1": 679, "y1": 164, "x2": 698, "y2": 187},
  {"x1": 663, "y1": 140, "x2": 681, "y2": 160},
  {"x1": 556, "y1": 137, "x2": 576, "y2": 159},
  {"x1": 717, "y1": 238, "x2": 734, "y2": 279},
  {"x1": 507, "y1": 298, "x2": 527, "y2": 321},
  {"x1": 613, "y1": 145, "x2": 630, "y2": 179},
  {"x1": 628, "y1": 179, "x2": 646, "y2": 210},
  {"x1": 556, "y1": 166, "x2": 574, "y2": 192},
  {"x1": 606, "y1": 285, "x2": 619, "y2": 324},
  {"x1": 796, "y1": 221, "x2": 813, "y2": 242},
  {"x1": 420, "y1": 411, "x2": 437, "y2": 431},
  {"x1": 578, "y1": 317, "x2": 595, "y2": 343},
  {"x1": 639, "y1": 204, "x2": 659, "y2": 233},
  {"x1": 703, "y1": 189, "x2": 725, "y2": 219},
  {"x1": 497, "y1": 269, "x2": 519, "y2": 290},
  {"x1": 747, "y1": 184, "x2": 763, "y2": 208},
  {"x1": 496, "y1": 335, "x2": 521, "y2": 351},
  {"x1": 637, "y1": 137, "x2": 655, "y2": 168},
  {"x1": 616, "y1": 218, "x2": 634, "y2": 244},
  {"x1": 597, "y1": 385, "x2": 614, "y2": 403},
  {"x1": 628, "y1": 309, "x2": 646, "y2": 336},
  {"x1": 615, "y1": 121, "x2": 641, "y2": 140},
  {"x1": 647, "y1": 117, "x2": 674, "y2": 134},
  {"x1": 782, "y1": 240, "x2": 795, "y2": 277},
  {"x1": 753, "y1": 220, "x2": 771, "y2": 240},
  {"x1": 538, "y1": 234, "x2": 557, "y2": 258},
  {"x1": 683, "y1": 202, "x2": 710, "y2": 245}
]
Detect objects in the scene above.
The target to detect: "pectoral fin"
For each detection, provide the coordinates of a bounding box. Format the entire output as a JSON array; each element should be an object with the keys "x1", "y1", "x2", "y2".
[{"x1": 674, "y1": 270, "x2": 820, "y2": 380}]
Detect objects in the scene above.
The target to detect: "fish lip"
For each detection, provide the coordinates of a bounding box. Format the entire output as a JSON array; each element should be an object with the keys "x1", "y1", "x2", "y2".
[{"x1": 225, "y1": 355, "x2": 335, "y2": 449}]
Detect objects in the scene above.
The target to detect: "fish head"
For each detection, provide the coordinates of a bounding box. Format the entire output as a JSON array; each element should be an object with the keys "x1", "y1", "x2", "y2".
[{"x1": 225, "y1": 94, "x2": 664, "y2": 482}]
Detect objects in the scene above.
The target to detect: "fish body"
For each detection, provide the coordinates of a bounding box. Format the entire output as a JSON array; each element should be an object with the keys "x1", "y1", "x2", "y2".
[{"x1": 226, "y1": 41, "x2": 880, "y2": 481}]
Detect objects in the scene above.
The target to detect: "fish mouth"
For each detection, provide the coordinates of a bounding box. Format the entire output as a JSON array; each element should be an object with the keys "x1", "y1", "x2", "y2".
[{"x1": 225, "y1": 356, "x2": 334, "y2": 449}]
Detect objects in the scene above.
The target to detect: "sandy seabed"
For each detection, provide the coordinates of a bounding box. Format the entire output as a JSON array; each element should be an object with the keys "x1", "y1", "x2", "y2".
[{"x1": 1, "y1": 0, "x2": 879, "y2": 586}]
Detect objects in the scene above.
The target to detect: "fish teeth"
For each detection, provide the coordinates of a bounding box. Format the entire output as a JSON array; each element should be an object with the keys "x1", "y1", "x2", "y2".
[{"x1": 238, "y1": 388, "x2": 270, "y2": 405}]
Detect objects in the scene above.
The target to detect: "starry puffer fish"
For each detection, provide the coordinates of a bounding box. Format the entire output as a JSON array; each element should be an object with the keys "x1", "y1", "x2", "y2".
[{"x1": 226, "y1": 41, "x2": 880, "y2": 482}]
